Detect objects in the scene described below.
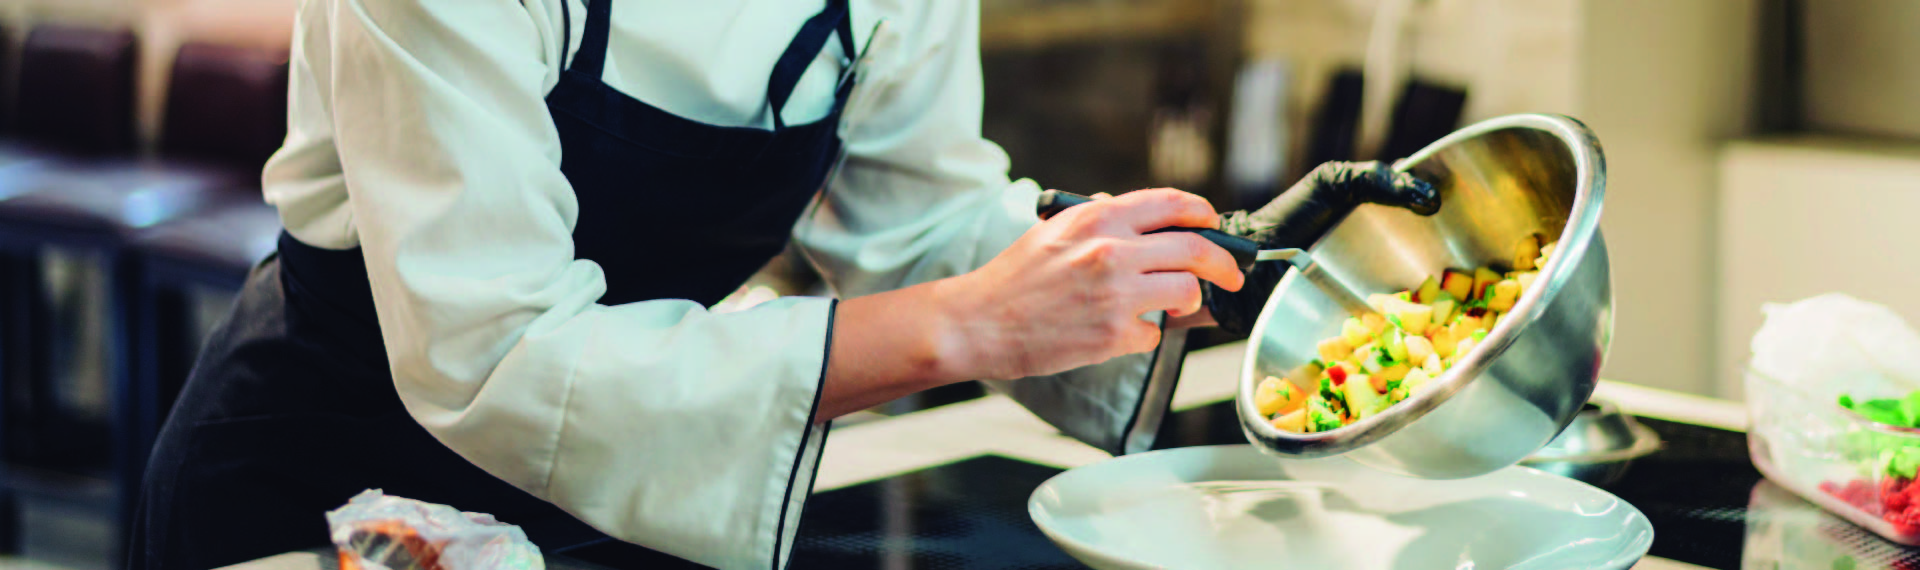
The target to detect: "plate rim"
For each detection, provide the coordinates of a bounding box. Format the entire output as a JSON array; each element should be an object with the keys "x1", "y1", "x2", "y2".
[{"x1": 1027, "y1": 444, "x2": 1655, "y2": 570}]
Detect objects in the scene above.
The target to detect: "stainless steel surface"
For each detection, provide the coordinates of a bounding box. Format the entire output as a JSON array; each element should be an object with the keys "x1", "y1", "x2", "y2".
[
  {"x1": 1255, "y1": 248, "x2": 1375, "y2": 317},
  {"x1": 1237, "y1": 113, "x2": 1613, "y2": 479},
  {"x1": 1522, "y1": 400, "x2": 1662, "y2": 487}
]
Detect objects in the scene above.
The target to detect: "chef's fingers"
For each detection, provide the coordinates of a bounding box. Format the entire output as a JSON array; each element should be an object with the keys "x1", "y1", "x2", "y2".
[
  {"x1": 1097, "y1": 188, "x2": 1220, "y2": 233},
  {"x1": 1127, "y1": 271, "x2": 1206, "y2": 319},
  {"x1": 1124, "y1": 231, "x2": 1245, "y2": 292}
]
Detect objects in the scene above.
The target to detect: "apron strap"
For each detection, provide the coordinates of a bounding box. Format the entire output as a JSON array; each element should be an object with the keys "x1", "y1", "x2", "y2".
[
  {"x1": 568, "y1": 0, "x2": 614, "y2": 78},
  {"x1": 765, "y1": 0, "x2": 854, "y2": 131}
]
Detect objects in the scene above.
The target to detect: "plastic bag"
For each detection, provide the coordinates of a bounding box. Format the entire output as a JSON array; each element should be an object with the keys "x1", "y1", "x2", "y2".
[
  {"x1": 1751, "y1": 293, "x2": 1920, "y2": 399},
  {"x1": 326, "y1": 490, "x2": 543, "y2": 570}
]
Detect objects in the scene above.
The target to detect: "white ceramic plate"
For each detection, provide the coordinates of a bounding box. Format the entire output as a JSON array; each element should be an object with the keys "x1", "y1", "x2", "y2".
[{"x1": 1029, "y1": 445, "x2": 1653, "y2": 570}]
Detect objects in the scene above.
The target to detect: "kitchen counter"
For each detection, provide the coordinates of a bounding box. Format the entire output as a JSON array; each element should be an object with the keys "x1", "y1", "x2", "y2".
[{"x1": 225, "y1": 340, "x2": 1905, "y2": 570}]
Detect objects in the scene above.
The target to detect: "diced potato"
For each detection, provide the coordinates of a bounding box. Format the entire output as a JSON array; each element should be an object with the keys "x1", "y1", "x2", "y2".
[
  {"x1": 1377, "y1": 363, "x2": 1410, "y2": 384},
  {"x1": 1441, "y1": 269, "x2": 1473, "y2": 300},
  {"x1": 1404, "y1": 335, "x2": 1435, "y2": 364},
  {"x1": 1386, "y1": 332, "x2": 1409, "y2": 361},
  {"x1": 1450, "y1": 315, "x2": 1485, "y2": 338},
  {"x1": 1455, "y1": 336, "x2": 1479, "y2": 358},
  {"x1": 1429, "y1": 328, "x2": 1458, "y2": 358},
  {"x1": 1344, "y1": 376, "x2": 1383, "y2": 420},
  {"x1": 1487, "y1": 280, "x2": 1522, "y2": 312},
  {"x1": 1486, "y1": 312, "x2": 1501, "y2": 330},
  {"x1": 1512, "y1": 235, "x2": 1542, "y2": 271},
  {"x1": 1254, "y1": 376, "x2": 1304, "y2": 416},
  {"x1": 1318, "y1": 337, "x2": 1354, "y2": 362},
  {"x1": 1540, "y1": 241, "x2": 1558, "y2": 260},
  {"x1": 1422, "y1": 353, "x2": 1444, "y2": 375},
  {"x1": 1360, "y1": 313, "x2": 1389, "y2": 335},
  {"x1": 1516, "y1": 271, "x2": 1538, "y2": 292},
  {"x1": 1431, "y1": 296, "x2": 1457, "y2": 325},
  {"x1": 1392, "y1": 302, "x2": 1434, "y2": 335},
  {"x1": 1403, "y1": 367, "x2": 1432, "y2": 393},
  {"x1": 1368, "y1": 294, "x2": 1398, "y2": 313},
  {"x1": 1341, "y1": 317, "x2": 1370, "y2": 345},
  {"x1": 1472, "y1": 267, "x2": 1501, "y2": 301},
  {"x1": 1415, "y1": 277, "x2": 1440, "y2": 304},
  {"x1": 1271, "y1": 410, "x2": 1307, "y2": 432}
]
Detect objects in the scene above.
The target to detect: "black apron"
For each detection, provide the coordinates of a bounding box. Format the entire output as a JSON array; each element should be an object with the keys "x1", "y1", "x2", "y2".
[{"x1": 129, "y1": 0, "x2": 858, "y2": 567}]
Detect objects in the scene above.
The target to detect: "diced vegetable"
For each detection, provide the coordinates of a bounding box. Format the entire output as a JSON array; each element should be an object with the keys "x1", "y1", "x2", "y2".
[
  {"x1": 1488, "y1": 280, "x2": 1522, "y2": 312},
  {"x1": 1404, "y1": 335, "x2": 1435, "y2": 364},
  {"x1": 1512, "y1": 235, "x2": 1542, "y2": 271},
  {"x1": 1403, "y1": 367, "x2": 1432, "y2": 393},
  {"x1": 1441, "y1": 269, "x2": 1473, "y2": 300},
  {"x1": 1431, "y1": 295, "x2": 1458, "y2": 325},
  {"x1": 1361, "y1": 313, "x2": 1389, "y2": 335},
  {"x1": 1342, "y1": 317, "x2": 1370, "y2": 345},
  {"x1": 1381, "y1": 300, "x2": 1431, "y2": 335},
  {"x1": 1319, "y1": 337, "x2": 1354, "y2": 362},
  {"x1": 1272, "y1": 409, "x2": 1307, "y2": 432},
  {"x1": 1516, "y1": 272, "x2": 1538, "y2": 292},
  {"x1": 1415, "y1": 277, "x2": 1440, "y2": 303},
  {"x1": 1262, "y1": 238, "x2": 1555, "y2": 430},
  {"x1": 1343, "y1": 376, "x2": 1383, "y2": 421},
  {"x1": 1473, "y1": 267, "x2": 1502, "y2": 301},
  {"x1": 1306, "y1": 395, "x2": 1342, "y2": 432},
  {"x1": 1254, "y1": 376, "x2": 1304, "y2": 416}
]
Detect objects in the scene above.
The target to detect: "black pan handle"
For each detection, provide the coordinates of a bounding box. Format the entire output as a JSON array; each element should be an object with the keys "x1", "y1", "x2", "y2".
[{"x1": 1035, "y1": 190, "x2": 1261, "y2": 272}]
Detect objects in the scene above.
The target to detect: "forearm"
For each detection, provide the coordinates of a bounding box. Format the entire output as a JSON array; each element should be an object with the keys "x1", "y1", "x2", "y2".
[{"x1": 816, "y1": 279, "x2": 971, "y2": 421}]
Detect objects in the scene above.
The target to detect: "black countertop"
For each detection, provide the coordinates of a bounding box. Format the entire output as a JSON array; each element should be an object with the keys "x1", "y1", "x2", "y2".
[{"x1": 559, "y1": 401, "x2": 1920, "y2": 570}]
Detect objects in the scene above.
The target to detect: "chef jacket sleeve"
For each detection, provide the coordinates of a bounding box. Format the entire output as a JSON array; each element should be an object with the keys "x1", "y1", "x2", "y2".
[
  {"x1": 793, "y1": 0, "x2": 1181, "y2": 457},
  {"x1": 274, "y1": 1, "x2": 831, "y2": 567}
]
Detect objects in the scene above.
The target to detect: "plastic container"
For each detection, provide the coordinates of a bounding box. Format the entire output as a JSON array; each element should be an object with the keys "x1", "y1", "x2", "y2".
[{"x1": 1747, "y1": 367, "x2": 1920, "y2": 545}]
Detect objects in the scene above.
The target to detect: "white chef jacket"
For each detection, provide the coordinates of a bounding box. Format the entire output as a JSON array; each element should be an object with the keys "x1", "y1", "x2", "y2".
[{"x1": 261, "y1": 1, "x2": 1183, "y2": 568}]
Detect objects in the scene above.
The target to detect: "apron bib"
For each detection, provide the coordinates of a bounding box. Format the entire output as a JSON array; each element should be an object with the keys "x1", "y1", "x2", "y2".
[{"x1": 129, "y1": 0, "x2": 859, "y2": 567}]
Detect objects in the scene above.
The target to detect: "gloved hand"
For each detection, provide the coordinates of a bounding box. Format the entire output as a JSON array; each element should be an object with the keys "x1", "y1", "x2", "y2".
[{"x1": 1204, "y1": 161, "x2": 1440, "y2": 335}]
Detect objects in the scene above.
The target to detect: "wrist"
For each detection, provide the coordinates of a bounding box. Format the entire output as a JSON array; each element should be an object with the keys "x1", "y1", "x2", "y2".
[{"x1": 925, "y1": 274, "x2": 998, "y2": 383}]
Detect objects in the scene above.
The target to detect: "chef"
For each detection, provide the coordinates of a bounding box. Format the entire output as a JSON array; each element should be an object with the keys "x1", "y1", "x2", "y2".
[{"x1": 130, "y1": 0, "x2": 1437, "y2": 568}]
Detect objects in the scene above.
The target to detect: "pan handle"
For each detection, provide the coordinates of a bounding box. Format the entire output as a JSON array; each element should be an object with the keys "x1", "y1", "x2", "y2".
[{"x1": 1035, "y1": 190, "x2": 1261, "y2": 272}]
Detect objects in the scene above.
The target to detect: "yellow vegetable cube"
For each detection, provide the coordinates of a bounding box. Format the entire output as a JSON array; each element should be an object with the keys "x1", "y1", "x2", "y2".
[
  {"x1": 1512, "y1": 235, "x2": 1542, "y2": 271},
  {"x1": 1404, "y1": 367, "x2": 1432, "y2": 393},
  {"x1": 1516, "y1": 271, "x2": 1539, "y2": 292},
  {"x1": 1441, "y1": 269, "x2": 1473, "y2": 300},
  {"x1": 1415, "y1": 277, "x2": 1440, "y2": 303},
  {"x1": 1361, "y1": 313, "x2": 1389, "y2": 335},
  {"x1": 1431, "y1": 298, "x2": 1457, "y2": 326},
  {"x1": 1368, "y1": 294, "x2": 1398, "y2": 313},
  {"x1": 1341, "y1": 317, "x2": 1370, "y2": 345},
  {"x1": 1254, "y1": 376, "x2": 1304, "y2": 416},
  {"x1": 1422, "y1": 353, "x2": 1444, "y2": 375},
  {"x1": 1429, "y1": 328, "x2": 1458, "y2": 358},
  {"x1": 1487, "y1": 280, "x2": 1522, "y2": 312},
  {"x1": 1318, "y1": 337, "x2": 1354, "y2": 362},
  {"x1": 1404, "y1": 335, "x2": 1435, "y2": 364},
  {"x1": 1392, "y1": 302, "x2": 1434, "y2": 335},
  {"x1": 1473, "y1": 267, "x2": 1501, "y2": 301},
  {"x1": 1271, "y1": 410, "x2": 1307, "y2": 432},
  {"x1": 1376, "y1": 363, "x2": 1410, "y2": 385}
]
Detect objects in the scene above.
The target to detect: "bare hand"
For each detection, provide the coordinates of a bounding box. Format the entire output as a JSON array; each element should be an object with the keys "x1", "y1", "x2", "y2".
[{"x1": 933, "y1": 188, "x2": 1245, "y2": 381}]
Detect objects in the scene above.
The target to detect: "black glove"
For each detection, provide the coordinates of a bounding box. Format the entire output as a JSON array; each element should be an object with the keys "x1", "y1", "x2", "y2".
[{"x1": 1204, "y1": 161, "x2": 1440, "y2": 335}]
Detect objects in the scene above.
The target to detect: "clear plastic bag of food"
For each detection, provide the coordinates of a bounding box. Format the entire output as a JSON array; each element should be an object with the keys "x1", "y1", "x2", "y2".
[
  {"x1": 1747, "y1": 293, "x2": 1920, "y2": 544},
  {"x1": 326, "y1": 490, "x2": 543, "y2": 570}
]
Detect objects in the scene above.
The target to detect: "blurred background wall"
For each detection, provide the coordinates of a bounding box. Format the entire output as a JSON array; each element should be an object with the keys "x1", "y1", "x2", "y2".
[{"x1": 0, "y1": 0, "x2": 295, "y2": 151}]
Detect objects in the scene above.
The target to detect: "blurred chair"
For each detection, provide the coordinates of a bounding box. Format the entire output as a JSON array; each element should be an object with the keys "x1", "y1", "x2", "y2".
[
  {"x1": 119, "y1": 42, "x2": 288, "y2": 531},
  {"x1": 0, "y1": 27, "x2": 278, "y2": 558}
]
